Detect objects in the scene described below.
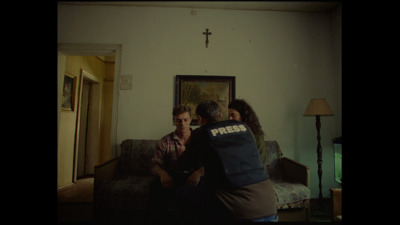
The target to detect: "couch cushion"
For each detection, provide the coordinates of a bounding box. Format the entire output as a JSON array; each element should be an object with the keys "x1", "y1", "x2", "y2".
[
  {"x1": 120, "y1": 139, "x2": 158, "y2": 175},
  {"x1": 271, "y1": 179, "x2": 310, "y2": 209},
  {"x1": 96, "y1": 175, "x2": 158, "y2": 210}
]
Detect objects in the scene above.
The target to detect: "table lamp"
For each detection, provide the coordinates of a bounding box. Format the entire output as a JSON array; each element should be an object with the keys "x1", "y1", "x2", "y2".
[{"x1": 304, "y1": 98, "x2": 334, "y2": 210}]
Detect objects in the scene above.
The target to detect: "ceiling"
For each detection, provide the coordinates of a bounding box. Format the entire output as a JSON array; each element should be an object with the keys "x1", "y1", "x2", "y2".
[{"x1": 59, "y1": 1, "x2": 340, "y2": 13}]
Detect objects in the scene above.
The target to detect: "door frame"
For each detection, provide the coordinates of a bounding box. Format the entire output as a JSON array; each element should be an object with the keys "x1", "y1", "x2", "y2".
[{"x1": 58, "y1": 43, "x2": 122, "y2": 182}]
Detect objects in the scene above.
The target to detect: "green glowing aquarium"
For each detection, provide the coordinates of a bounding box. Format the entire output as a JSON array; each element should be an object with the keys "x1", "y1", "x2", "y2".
[{"x1": 333, "y1": 137, "x2": 342, "y2": 184}]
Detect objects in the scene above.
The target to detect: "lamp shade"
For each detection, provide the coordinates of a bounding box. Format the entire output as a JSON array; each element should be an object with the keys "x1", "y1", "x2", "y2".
[{"x1": 304, "y1": 98, "x2": 334, "y2": 116}]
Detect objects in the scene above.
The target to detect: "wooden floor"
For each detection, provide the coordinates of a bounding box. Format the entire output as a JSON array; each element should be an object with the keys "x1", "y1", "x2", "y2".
[
  {"x1": 58, "y1": 177, "x2": 94, "y2": 203},
  {"x1": 309, "y1": 198, "x2": 333, "y2": 222},
  {"x1": 57, "y1": 177, "x2": 337, "y2": 223},
  {"x1": 57, "y1": 177, "x2": 94, "y2": 224}
]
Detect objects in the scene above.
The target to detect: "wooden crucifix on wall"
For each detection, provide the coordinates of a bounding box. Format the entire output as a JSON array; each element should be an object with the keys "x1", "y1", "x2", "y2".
[{"x1": 203, "y1": 28, "x2": 212, "y2": 48}]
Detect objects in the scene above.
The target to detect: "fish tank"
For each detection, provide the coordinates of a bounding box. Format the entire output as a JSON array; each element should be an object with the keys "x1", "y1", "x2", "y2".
[{"x1": 333, "y1": 137, "x2": 342, "y2": 184}]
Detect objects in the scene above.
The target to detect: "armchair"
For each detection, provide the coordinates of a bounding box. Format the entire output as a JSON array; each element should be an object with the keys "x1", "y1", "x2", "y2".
[{"x1": 265, "y1": 141, "x2": 311, "y2": 221}]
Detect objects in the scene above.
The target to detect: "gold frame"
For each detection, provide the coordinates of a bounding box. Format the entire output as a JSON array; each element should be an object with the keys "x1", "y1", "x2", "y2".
[{"x1": 175, "y1": 75, "x2": 235, "y2": 125}]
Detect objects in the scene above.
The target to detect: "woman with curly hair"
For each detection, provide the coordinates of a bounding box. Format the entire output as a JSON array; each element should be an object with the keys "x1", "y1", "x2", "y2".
[{"x1": 228, "y1": 99, "x2": 267, "y2": 167}]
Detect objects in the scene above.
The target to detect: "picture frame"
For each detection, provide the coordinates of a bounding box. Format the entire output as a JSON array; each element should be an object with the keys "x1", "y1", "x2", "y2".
[
  {"x1": 176, "y1": 75, "x2": 236, "y2": 125},
  {"x1": 61, "y1": 73, "x2": 76, "y2": 111}
]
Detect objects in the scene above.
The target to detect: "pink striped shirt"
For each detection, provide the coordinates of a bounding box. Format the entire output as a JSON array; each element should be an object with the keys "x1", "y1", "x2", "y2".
[{"x1": 150, "y1": 131, "x2": 187, "y2": 174}]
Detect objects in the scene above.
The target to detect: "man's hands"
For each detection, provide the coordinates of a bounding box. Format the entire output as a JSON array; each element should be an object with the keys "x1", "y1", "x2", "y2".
[
  {"x1": 186, "y1": 167, "x2": 204, "y2": 187},
  {"x1": 157, "y1": 167, "x2": 204, "y2": 189},
  {"x1": 159, "y1": 170, "x2": 174, "y2": 189},
  {"x1": 186, "y1": 170, "x2": 201, "y2": 187}
]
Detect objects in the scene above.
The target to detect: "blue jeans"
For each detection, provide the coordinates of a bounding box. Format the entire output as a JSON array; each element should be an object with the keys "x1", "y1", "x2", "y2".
[{"x1": 251, "y1": 214, "x2": 279, "y2": 222}]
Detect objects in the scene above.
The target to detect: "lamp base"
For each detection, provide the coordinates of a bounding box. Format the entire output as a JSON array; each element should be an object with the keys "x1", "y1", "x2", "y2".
[
  {"x1": 310, "y1": 209, "x2": 330, "y2": 222},
  {"x1": 311, "y1": 198, "x2": 330, "y2": 220},
  {"x1": 313, "y1": 209, "x2": 329, "y2": 216}
]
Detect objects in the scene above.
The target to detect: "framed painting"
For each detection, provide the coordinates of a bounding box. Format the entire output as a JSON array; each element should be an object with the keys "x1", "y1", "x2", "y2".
[
  {"x1": 61, "y1": 73, "x2": 76, "y2": 111},
  {"x1": 176, "y1": 75, "x2": 235, "y2": 125}
]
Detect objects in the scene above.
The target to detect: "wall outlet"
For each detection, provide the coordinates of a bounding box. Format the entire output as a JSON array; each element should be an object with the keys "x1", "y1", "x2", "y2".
[{"x1": 120, "y1": 75, "x2": 132, "y2": 90}]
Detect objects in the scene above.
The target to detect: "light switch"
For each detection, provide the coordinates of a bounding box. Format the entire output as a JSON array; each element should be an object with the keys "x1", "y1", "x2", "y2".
[{"x1": 120, "y1": 75, "x2": 132, "y2": 90}]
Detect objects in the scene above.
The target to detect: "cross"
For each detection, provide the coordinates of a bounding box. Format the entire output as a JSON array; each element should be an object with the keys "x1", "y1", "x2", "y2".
[{"x1": 203, "y1": 28, "x2": 212, "y2": 48}]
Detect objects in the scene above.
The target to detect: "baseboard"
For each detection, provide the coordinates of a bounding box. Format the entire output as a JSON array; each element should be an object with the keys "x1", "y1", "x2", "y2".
[{"x1": 58, "y1": 182, "x2": 75, "y2": 192}]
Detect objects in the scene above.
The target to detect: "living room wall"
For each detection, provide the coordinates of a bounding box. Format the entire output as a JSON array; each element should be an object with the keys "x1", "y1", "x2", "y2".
[{"x1": 58, "y1": 4, "x2": 341, "y2": 197}]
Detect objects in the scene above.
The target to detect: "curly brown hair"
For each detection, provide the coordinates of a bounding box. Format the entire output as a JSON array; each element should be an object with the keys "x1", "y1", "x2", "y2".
[{"x1": 228, "y1": 99, "x2": 264, "y2": 135}]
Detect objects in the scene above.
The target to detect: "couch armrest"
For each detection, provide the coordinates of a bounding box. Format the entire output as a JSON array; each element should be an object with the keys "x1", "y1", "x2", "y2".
[
  {"x1": 281, "y1": 157, "x2": 310, "y2": 187},
  {"x1": 94, "y1": 156, "x2": 120, "y2": 188}
]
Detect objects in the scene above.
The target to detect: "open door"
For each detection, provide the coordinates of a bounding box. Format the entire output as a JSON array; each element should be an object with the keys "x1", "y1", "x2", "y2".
[
  {"x1": 77, "y1": 80, "x2": 89, "y2": 178},
  {"x1": 76, "y1": 70, "x2": 101, "y2": 178}
]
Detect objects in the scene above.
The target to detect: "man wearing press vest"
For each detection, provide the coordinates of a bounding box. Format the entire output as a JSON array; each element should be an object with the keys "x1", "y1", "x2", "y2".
[{"x1": 177, "y1": 100, "x2": 278, "y2": 223}]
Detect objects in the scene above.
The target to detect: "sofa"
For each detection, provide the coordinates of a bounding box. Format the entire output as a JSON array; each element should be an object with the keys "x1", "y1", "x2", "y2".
[{"x1": 94, "y1": 139, "x2": 310, "y2": 223}]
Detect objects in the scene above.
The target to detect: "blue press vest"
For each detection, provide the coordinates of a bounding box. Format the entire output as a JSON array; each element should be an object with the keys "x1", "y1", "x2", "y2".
[{"x1": 204, "y1": 120, "x2": 269, "y2": 188}]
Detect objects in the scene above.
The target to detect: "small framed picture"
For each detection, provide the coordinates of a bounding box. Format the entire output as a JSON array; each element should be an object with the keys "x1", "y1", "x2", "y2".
[{"x1": 61, "y1": 74, "x2": 76, "y2": 111}]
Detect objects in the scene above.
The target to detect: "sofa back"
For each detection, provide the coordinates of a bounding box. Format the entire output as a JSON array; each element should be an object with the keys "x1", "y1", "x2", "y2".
[
  {"x1": 120, "y1": 139, "x2": 158, "y2": 176},
  {"x1": 119, "y1": 139, "x2": 283, "y2": 178},
  {"x1": 265, "y1": 141, "x2": 283, "y2": 179}
]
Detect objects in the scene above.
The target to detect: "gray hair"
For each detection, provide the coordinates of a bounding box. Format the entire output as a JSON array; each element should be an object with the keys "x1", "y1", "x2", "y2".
[{"x1": 195, "y1": 100, "x2": 221, "y2": 122}]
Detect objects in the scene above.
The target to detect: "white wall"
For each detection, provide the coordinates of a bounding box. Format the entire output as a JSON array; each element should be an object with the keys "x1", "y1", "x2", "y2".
[{"x1": 58, "y1": 4, "x2": 341, "y2": 198}]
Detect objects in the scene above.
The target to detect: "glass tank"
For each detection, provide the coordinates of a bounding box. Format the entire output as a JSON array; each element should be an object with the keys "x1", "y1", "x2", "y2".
[{"x1": 333, "y1": 137, "x2": 342, "y2": 184}]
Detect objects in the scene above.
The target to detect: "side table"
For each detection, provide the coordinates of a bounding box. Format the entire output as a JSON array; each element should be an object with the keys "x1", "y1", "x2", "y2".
[{"x1": 330, "y1": 188, "x2": 342, "y2": 222}]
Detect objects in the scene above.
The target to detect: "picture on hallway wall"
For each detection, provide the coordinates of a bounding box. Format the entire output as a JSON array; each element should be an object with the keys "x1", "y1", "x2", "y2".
[
  {"x1": 62, "y1": 73, "x2": 76, "y2": 111},
  {"x1": 176, "y1": 75, "x2": 235, "y2": 125}
]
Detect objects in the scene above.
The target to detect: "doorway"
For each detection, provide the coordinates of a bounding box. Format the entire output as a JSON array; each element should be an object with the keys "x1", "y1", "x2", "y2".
[{"x1": 58, "y1": 44, "x2": 121, "y2": 187}]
